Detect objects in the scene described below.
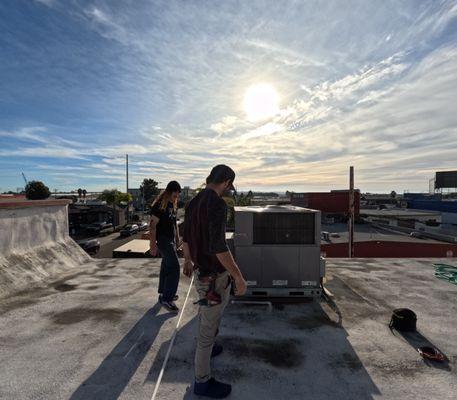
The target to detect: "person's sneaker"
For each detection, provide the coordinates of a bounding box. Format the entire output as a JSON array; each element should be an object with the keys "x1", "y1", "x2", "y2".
[
  {"x1": 161, "y1": 300, "x2": 179, "y2": 313},
  {"x1": 211, "y1": 343, "x2": 223, "y2": 358},
  {"x1": 194, "y1": 378, "x2": 231, "y2": 398},
  {"x1": 159, "y1": 294, "x2": 179, "y2": 302}
]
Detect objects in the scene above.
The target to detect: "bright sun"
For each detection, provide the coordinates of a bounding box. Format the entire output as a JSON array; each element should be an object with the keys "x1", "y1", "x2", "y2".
[{"x1": 243, "y1": 83, "x2": 279, "y2": 121}]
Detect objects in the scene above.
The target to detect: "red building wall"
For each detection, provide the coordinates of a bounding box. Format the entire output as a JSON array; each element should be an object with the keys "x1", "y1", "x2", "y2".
[
  {"x1": 291, "y1": 191, "x2": 360, "y2": 218},
  {"x1": 321, "y1": 241, "x2": 457, "y2": 258}
]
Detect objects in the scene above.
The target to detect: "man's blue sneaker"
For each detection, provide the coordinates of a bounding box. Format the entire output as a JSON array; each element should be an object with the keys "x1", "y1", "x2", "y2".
[
  {"x1": 211, "y1": 343, "x2": 223, "y2": 358},
  {"x1": 194, "y1": 378, "x2": 231, "y2": 398},
  {"x1": 161, "y1": 300, "x2": 179, "y2": 313},
  {"x1": 158, "y1": 294, "x2": 179, "y2": 303}
]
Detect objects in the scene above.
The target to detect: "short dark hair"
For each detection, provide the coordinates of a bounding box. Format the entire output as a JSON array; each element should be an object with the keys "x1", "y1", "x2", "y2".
[{"x1": 206, "y1": 164, "x2": 235, "y2": 189}]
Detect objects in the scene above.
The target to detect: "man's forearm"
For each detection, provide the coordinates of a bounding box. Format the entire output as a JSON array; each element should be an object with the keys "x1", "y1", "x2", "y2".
[
  {"x1": 183, "y1": 242, "x2": 191, "y2": 260},
  {"x1": 216, "y1": 251, "x2": 243, "y2": 280}
]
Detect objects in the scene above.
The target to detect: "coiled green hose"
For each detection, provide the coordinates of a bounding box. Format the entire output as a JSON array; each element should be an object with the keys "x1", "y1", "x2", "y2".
[{"x1": 434, "y1": 263, "x2": 457, "y2": 286}]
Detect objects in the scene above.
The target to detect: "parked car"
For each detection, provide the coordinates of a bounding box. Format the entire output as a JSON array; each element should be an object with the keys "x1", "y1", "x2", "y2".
[
  {"x1": 86, "y1": 222, "x2": 113, "y2": 235},
  {"x1": 138, "y1": 221, "x2": 149, "y2": 231},
  {"x1": 410, "y1": 232, "x2": 423, "y2": 239},
  {"x1": 119, "y1": 224, "x2": 139, "y2": 237},
  {"x1": 76, "y1": 238, "x2": 101, "y2": 255}
]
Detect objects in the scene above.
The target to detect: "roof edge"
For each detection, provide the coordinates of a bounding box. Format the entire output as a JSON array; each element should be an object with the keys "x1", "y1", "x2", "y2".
[{"x1": 0, "y1": 199, "x2": 71, "y2": 209}]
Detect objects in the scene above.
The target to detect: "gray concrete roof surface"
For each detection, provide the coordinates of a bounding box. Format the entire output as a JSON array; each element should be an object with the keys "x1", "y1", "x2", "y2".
[{"x1": 1, "y1": 258, "x2": 456, "y2": 400}]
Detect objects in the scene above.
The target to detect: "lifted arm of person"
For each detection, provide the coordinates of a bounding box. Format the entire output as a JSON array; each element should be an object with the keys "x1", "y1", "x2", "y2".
[{"x1": 149, "y1": 216, "x2": 159, "y2": 256}]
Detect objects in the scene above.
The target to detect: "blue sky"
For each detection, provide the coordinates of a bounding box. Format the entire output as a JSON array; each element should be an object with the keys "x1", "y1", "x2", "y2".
[{"x1": 0, "y1": 0, "x2": 456, "y2": 193}]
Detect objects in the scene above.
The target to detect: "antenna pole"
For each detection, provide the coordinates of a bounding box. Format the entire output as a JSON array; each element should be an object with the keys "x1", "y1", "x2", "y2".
[{"x1": 126, "y1": 154, "x2": 129, "y2": 193}]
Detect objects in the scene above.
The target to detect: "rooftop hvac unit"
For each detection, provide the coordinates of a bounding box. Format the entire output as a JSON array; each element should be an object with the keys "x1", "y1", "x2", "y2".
[{"x1": 234, "y1": 205, "x2": 324, "y2": 297}]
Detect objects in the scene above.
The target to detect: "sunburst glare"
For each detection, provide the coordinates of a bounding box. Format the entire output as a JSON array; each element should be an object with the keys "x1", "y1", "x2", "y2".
[{"x1": 243, "y1": 83, "x2": 279, "y2": 121}]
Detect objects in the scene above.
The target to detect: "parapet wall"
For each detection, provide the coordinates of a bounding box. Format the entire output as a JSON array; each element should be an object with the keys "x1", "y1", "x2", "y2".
[
  {"x1": 0, "y1": 199, "x2": 91, "y2": 298},
  {"x1": 0, "y1": 200, "x2": 71, "y2": 255}
]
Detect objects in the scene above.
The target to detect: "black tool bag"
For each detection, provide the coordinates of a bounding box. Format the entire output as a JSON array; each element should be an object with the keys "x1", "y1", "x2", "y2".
[{"x1": 389, "y1": 308, "x2": 417, "y2": 332}]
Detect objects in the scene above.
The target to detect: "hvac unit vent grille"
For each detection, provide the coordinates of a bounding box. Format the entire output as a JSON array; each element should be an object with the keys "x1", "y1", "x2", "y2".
[{"x1": 253, "y1": 213, "x2": 315, "y2": 244}]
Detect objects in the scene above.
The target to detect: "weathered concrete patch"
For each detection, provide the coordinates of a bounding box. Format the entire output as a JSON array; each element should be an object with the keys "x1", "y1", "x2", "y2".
[
  {"x1": 50, "y1": 307, "x2": 125, "y2": 325},
  {"x1": 53, "y1": 283, "x2": 78, "y2": 292},
  {"x1": 0, "y1": 286, "x2": 54, "y2": 314},
  {"x1": 329, "y1": 352, "x2": 364, "y2": 371},
  {"x1": 219, "y1": 336, "x2": 303, "y2": 368},
  {"x1": 370, "y1": 359, "x2": 426, "y2": 378},
  {"x1": 95, "y1": 274, "x2": 118, "y2": 280},
  {"x1": 212, "y1": 366, "x2": 248, "y2": 381},
  {"x1": 229, "y1": 310, "x2": 260, "y2": 325},
  {"x1": 0, "y1": 298, "x2": 39, "y2": 314},
  {"x1": 288, "y1": 314, "x2": 341, "y2": 330}
]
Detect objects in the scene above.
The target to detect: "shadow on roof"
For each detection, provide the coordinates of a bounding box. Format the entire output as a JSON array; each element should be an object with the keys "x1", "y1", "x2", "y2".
[
  {"x1": 146, "y1": 299, "x2": 381, "y2": 400},
  {"x1": 69, "y1": 303, "x2": 174, "y2": 400}
]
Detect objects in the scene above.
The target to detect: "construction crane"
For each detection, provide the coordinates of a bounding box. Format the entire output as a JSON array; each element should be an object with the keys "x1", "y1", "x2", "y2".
[{"x1": 21, "y1": 172, "x2": 28, "y2": 185}]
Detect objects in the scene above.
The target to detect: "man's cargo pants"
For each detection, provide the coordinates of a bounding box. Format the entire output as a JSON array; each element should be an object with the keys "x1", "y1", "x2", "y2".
[{"x1": 194, "y1": 270, "x2": 231, "y2": 383}]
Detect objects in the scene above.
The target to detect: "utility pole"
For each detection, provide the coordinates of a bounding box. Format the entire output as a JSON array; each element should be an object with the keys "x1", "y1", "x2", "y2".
[
  {"x1": 348, "y1": 166, "x2": 355, "y2": 258},
  {"x1": 126, "y1": 154, "x2": 129, "y2": 223},
  {"x1": 126, "y1": 154, "x2": 129, "y2": 194}
]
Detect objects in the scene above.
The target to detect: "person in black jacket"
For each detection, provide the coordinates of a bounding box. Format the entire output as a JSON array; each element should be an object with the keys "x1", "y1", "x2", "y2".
[
  {"x1": 149, "y1": 180, "x2": 181, "y2": 313},
  {"x1": 182, "y1": 165, "x2": 247, "y2": 398}
]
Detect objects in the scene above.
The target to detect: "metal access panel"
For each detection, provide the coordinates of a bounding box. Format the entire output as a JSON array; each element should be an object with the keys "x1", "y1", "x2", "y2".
[
  {"x1": 234, "y1": 211, "x2": 253, "y2": 246},
  {"x1": 235, "y1": 246, "x2": 262, "y2": 287},
  {"x1": 299, "y1": 248, "x2": 321, "y2": 287},
  {"x1": 253, "y1": 212, "x2": 315, "y2": 244},
  {"x1": 261, "y1": 246, "x2": 300, "y2": 287}
]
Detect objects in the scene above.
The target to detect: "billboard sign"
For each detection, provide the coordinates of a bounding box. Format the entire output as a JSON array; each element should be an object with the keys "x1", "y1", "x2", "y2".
[{"x1": 435, "y1": 171, "x2": 457, "y2": 189}]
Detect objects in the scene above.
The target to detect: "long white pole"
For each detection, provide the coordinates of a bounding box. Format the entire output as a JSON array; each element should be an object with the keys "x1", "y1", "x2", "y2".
[{"x1": 150, "y1": 275, "x2": 195, "y2": 400}]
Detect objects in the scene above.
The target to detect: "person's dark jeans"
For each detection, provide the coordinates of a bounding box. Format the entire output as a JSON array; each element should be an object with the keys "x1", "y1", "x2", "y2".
[{"x1": 157, "y1": 237, "x2": 180, "y2": 302}]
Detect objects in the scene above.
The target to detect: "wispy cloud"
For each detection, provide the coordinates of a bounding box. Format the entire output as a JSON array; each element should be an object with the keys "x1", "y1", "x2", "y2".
[
  {"x1": 34, "y1": 0, "x2": 56, "y2": 7},
  {"x1": 0, "y1": 127, "x2": 48, "y2": 143}
]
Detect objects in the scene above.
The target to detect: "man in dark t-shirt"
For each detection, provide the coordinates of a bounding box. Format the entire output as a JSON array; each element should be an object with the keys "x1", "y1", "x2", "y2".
[
  {"x1": 183, "y1": 188, "x2": 227, "y2": 276},
  {"x1": 182, "y1": 165, "x2": 247, "y2": 399}
]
